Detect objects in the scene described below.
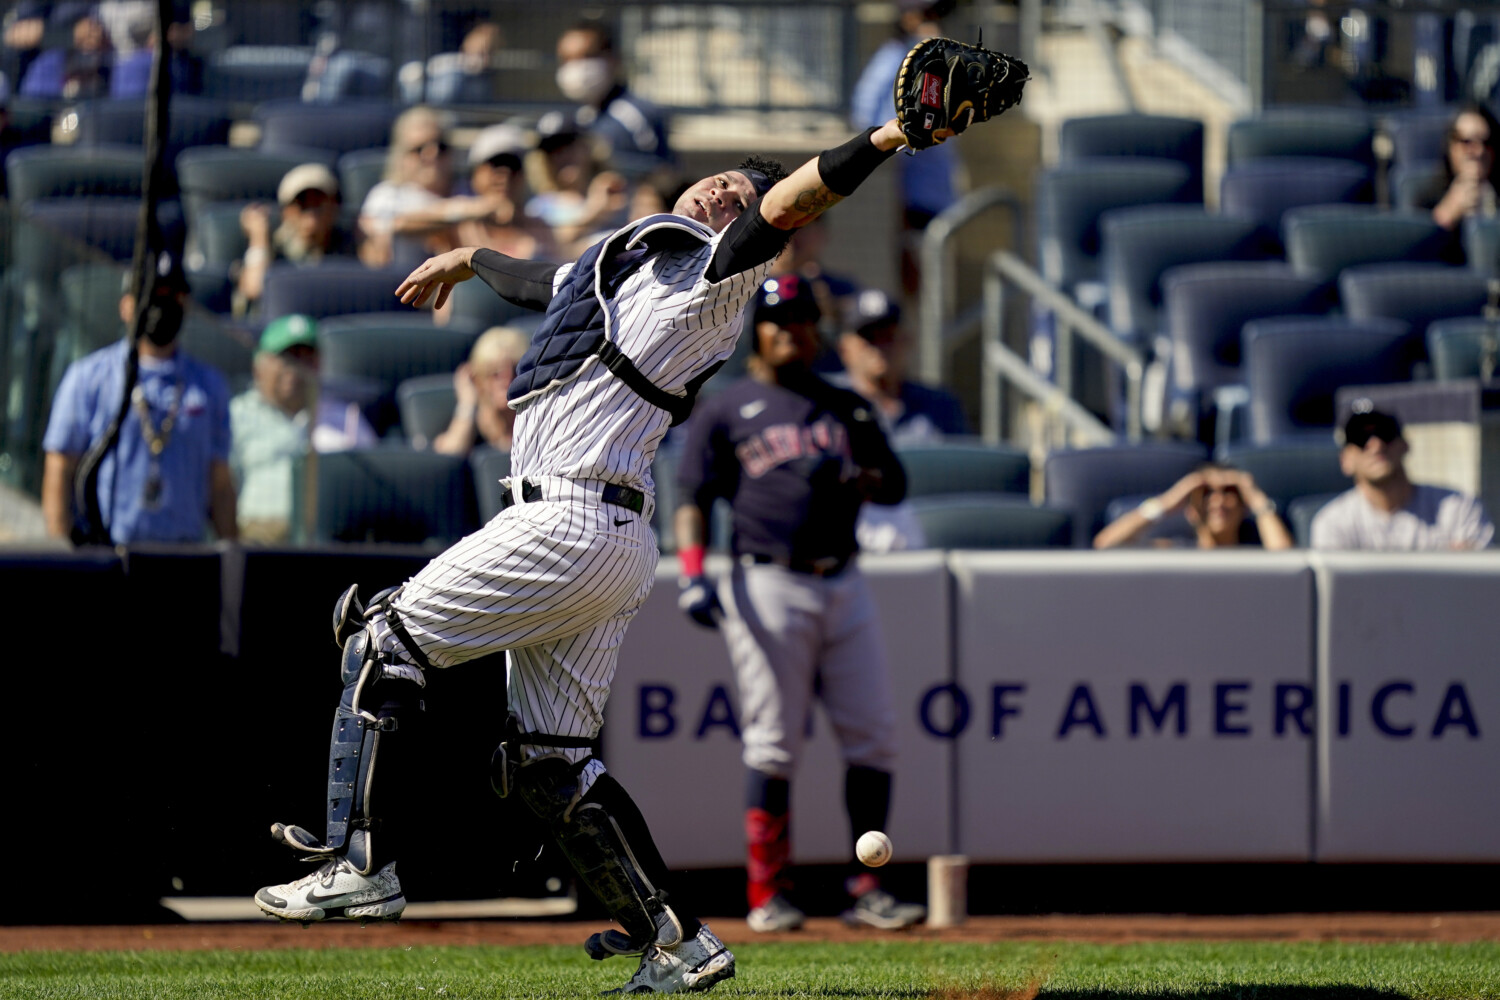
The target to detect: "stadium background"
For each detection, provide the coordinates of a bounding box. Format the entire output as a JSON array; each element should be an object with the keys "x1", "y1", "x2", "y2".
[{"x1": 2, "y1": 0, "x2": 1498, "y2": 929}]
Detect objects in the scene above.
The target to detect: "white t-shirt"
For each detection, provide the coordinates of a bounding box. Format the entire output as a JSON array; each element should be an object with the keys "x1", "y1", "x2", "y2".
[
  {"x1": 1310, "y1": 483, "x2": 1495, "y2": 551},
  {"x1": 359, "y1": 180, "x2": 442, "y2": 267}
]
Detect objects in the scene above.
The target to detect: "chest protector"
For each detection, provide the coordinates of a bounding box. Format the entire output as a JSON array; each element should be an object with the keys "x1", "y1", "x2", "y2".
[{"x1": 507, "y1": 213, "x2": 726, "y2": 426}]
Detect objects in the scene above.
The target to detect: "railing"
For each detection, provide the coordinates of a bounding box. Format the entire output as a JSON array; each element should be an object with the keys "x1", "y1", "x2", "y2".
[
  {"x1": 917, "y1": 187, "x2": 1024, "y2": 387},
  {"x1": 981, "y1": 250, "x2": 1146, "y2": 446}
]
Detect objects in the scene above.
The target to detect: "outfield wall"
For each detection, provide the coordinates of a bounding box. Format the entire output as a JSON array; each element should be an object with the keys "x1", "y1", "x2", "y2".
[{"x1": 4, "y1": 546, "x2": 1498, "y2": 921}]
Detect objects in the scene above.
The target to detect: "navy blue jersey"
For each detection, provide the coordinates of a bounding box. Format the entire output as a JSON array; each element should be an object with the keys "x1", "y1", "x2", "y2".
[{"x1": 678, "y1": 369, "x2": 906, "y2": 563}]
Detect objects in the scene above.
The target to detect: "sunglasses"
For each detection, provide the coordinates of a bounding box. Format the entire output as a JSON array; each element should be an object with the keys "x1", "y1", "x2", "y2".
[
  {"x1": 411, "y1": 139, "x2": 451, "y2": 157},
  {"x1": 1345, "y1": 420, "x2": 1402, "y2": 448}
]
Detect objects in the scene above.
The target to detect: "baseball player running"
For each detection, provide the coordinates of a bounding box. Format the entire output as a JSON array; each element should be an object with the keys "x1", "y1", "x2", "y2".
[{"x1": 674, "y1": 274, "x2": 925, "y2": 933}]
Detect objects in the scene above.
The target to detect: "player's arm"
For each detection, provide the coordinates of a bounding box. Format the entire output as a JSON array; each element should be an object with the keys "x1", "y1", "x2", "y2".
[
  {"x1": 396, "y1": 247, "x2": 559, "y2": 312},
  {"x1": 705, "y1": 120, "x2": 907, "y2": 282}
]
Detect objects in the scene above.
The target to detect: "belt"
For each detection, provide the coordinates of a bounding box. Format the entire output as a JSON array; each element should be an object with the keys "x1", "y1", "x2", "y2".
[
  {"x1": 498, "y1": 479, "x2": 646, "y2": 515},
  {"x1": 742, "y1": 552, "x2": 852, "y2": 578}
]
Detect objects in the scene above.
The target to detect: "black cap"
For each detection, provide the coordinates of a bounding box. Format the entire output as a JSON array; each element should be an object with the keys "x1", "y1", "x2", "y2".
[
  {"x1": 535, "y1": 109, "x2": 584, "y2": 153},
  {"x1": 846, "y1": 288, "x2": 901, "y2": 338},
  {"x1": 753, "y1": 274, "x2": 820, "y2": 326},
  {"x1": 1341, "y1": 405, "x2": 1403, "y2": 448}
]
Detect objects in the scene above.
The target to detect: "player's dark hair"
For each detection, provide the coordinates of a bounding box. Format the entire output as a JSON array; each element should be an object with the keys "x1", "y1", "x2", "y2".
[{"x1": 738, "y1": 155, "x2": 788, "y2": 188}]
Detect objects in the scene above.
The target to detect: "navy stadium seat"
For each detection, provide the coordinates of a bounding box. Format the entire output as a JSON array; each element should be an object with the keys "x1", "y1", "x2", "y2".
[
  {"x1": 1044, "y1": 442, "x2": 1209, "y2": 547},
  {"x1": 397, "y1": 373, "x2": 458, "y2": 449},
  {"x1": 188, "y1": 201, "x2": 251, "y2": 267},
  {"x1": 908, "y1": 494, "x2": 1072, "y2": 549},
  {"x1": 1035, "y1": 158, "x2": 1198, "y2": 296},
  {"x1": 1338, "y1": 263, "x2": 1489, "y2": 352},
  {"x1": 1243, "y1": 316, "x2": 1413, "y2": 444},
  {"x1": 470, "y1": 446, "x2": 514, "y2": 521},
  {"x1": 314, "y1": 449, "x2": 479, "y2": 546},
  {"x1": 894, "y1": 441, "x2": 1029, "y2": 497},
  {"x1": 178, "y1": 315, "x2": 256, "y2": 389},
  {"x1": 338, "y1": 147, "x2": 389, "y2": 224},
  {"x1": 255, "y1": 101, "x2": 397, "y2": 158},
  {"x1": 1218, "y1": 158, "x2": 1372, "y2": 240},
  {"x1": 1288, "y1": 492, "x2": 1343, "y2": 547},
  {"x1": 177, "y1": 146, "x2": 334, "y2": 222},
  {"x1": 1161, "y1": 262, "x2": 1327, "y2": 433},
  {"x1": 5, "y1": 145, "x2": 143, "y2": 203},
  {"x1": 259, "y1": 261, "x2": 415, "y2": 321},
  {"x1": 63, "y1": 97, "x2": 233, "y2": 155},
  {"x1": 319, "y1": 314, "x2": 479, "y2": 433},
  {"x1": 1057, "y1": 113, "x2": 1205, "y2": 195},
  {"x1": 1282, "y1": 206, "x2": 1452, "y2": 283},
  {"x1": 1226, "y1": 109, "x2": 1375, "y2": 168},
  {"x1": 1385, "y1": 107, "x2": 1454, "y2": 170},
  {"x1": 445, "y1": 274, "x2": 534, "y2": 330},
  {"x1": 1216, "y1": 441, "x2": 1348, "y2": 514},
  {"x1": 1462, "y1": 215, "x2": 1500, "y2": 276},
  {"x1": 1428, "y1": 317, "x2": 1500, "y2": 381},
  {"x1": 20, "y1": 200, "x2": 140, "y2": 262},
  {"x1": 202, "y1": 46, "x2": 315, "y2": 104},
  {"x1": 1389, "y1": 161, "x2": 1442, "y2": 212}
]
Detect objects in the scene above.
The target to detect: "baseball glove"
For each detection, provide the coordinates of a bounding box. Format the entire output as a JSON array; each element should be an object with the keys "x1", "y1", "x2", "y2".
[{"x1": 893, "y1": 37, "x2": 1029, "y2": 151}]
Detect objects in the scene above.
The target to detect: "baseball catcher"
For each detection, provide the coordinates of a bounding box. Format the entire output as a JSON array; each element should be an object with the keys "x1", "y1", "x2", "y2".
[{"x1": 893, "y1": 35, "x2": 1028, "y2": 151}]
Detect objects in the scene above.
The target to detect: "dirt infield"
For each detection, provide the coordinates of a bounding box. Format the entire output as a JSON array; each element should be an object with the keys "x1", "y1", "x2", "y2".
[{"x1": 5, "y1": 914, "x2": 1500, "y2": 952}]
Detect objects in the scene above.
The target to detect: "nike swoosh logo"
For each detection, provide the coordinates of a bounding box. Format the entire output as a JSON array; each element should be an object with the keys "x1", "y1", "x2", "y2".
[
  {"x1": 304, "y1": 888, "x2": 352, "y2": 904},
  {"x1": 740, "y1": 400, "x2": 767, "y2": 419},
  {"x1": 614, "y1": 518, "x2": 632, "y2": 526}
]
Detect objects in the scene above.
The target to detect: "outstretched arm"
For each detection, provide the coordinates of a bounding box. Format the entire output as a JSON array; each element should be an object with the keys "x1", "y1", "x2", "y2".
[
  {"x1": 396, "y1": 247, "x2": 560, "y2": 312},
  {"x1": 759, "y1": 118, "x2": 907, "y2": 231}
]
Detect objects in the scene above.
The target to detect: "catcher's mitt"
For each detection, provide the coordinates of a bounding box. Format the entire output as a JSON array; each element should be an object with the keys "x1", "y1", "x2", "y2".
[{"x1": 894, "y1": 37, "x2": 1029, "y2": 151}]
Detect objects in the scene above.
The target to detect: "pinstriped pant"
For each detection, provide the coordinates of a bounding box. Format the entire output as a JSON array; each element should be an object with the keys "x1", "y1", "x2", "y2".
[{"x1": 386, "y1": 479, "x2": 658, "y2": 790}]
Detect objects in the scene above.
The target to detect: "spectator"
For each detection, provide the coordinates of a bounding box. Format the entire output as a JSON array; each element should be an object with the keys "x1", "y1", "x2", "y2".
[
  {"x1": 42, "y1": 256, "x2": 236, "y2": 544},
  {"x1": 1311, "y1": 407, "x2": 1494, "y2": 550},
  {"x1": 399, "y1": 20, "x2": 501, "y2": 105},
  {"x1": 234, "y1": 163, "x2": 354, "y2": 317},
  {"x1": 230, "y1": 313, "x2": 375, "y2": 544},
  {"x1": 358, "y1": 106, "x2": 456, "y2": 269},
  {"x1": 431, "y1": 326, "x2": 528, "y2": 456},
  {"x1": 19, "y1": 8, "x2": 110, "y2": 99},
  {"x1": 108, "y1": 12, "x2": 201, "y2": 98},
  {"x1": 453, "y1": 122, "x2": 557, "y2": 263},
  {"x1": 1094, "y1": 463, "x2": 1293, "y2": 550},
  {"x1": 773, "y1": 217, "x2": 859, "y2": 359},
  {"x1": 555, "y1": 19, "x2": 671, "y2": 172},
  {"x1": 834, "y1": 289, "x2": 966, "y2": 444},
  {"x1": 1419, "y1": 104, "x2": 1500, "y2": 231},
  {"x1": 524, "y1": 109, "x2": 628, "y2": 257},
  {"x1": 850, "y1": 0, "x2": 957, "y2": 293}
]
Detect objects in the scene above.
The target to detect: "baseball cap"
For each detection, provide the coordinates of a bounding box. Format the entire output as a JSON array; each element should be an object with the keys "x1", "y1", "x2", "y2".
[
  {"x1": 259, "y1": 313, "x2": 319, "y2": 355},
  {"x1": 277, "y1": 163, "x2": 340, "y2": 207},
  {"x1": 536, "y1": 109, "x2": 584, "y2": 153},
  {"x1": 753, "y1": 274, "x2": 821, "y2": 326},
  {"x1": 1340, "y1": 406, "x2": 1403, "y2": 448},
  {"x1": 846, "y1": 288, "x2": 901, "y2": 338},
  {"x1": 468, "y1": 122, "x2": 529, "y2": 170}
]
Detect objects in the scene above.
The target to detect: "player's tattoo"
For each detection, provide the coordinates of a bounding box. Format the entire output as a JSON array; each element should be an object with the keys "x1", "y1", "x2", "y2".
[{"x1": 791, "y1": 185, "x2": 843, "y2": 217}]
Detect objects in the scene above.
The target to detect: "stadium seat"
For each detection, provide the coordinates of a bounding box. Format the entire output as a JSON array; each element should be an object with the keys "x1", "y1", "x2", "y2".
[
  {"x1": 908, "y1": 494, "x2": 1072, "y2": 549},
  {"x1": 202, "y1": 46, "x2": 316, "y2": 104},
  {"x1": 1044, "y1": 442, "x2": 1209, "y2": 547},
  {"x1": 314, "y1": 449, "x2": 479, "y2": 545},
  {"x1": 1161, "y1": 261, "x2": 1327, "y2": 437},
  {"x1": 187, "y1": 201, "x2": 251, "y2": 267},
  {"x1": 1243, "y1": 316, "x2": 1413, "y2": 445},
  {"x1": 1338, "y1": 263, "x2": 1489, "y2": 354},
  {"x1": 1287, "y1": 491, "x2": 1343, "y2": 547},
  {"x1": 445, "y1": 274, "x2": 534, "y2": 330},
  {"x1": 1218, "y1": 158, "x2": 1373, "y2": 241},
  {"x1": 1282, "y1": 206, "x2": 1453, "y2": 283},
  {"x1": 255, "y1": 101, "x2": 397, "y2": 158},
  {"x1": 185, "y1": 263, "x2": 235, "y2": 315},
  {"x1": 319, "y1": 315, "x2": 479, "y2": 434},
  {"x1": 1226, "y1": 109, "x2": 1375, "y2": 168},
  {"x1": 53, "y1": 262, "x2": 128, "y2": 385},
  {"x1": 471, "y1": 446, "x2": 514, "y2": 521},
  {"x1": 1101, "y1": 206, "x2": 1277, "y2": 346},
  {"x1": 1389, "y1": 161, "x2": 1442, "y2": 212},
  {"x1": 1427, "y1": 317, "x2": 1500, "y2": 381},
  {"x1": 1462, "y1": 215, "x2": 1500, "y2": 276},
  {"x1": 1216, "y1": 441, "x2": 1348, "y2": 514},
  {"x1": 177, "y1": 146, "x2": 334, "y2": 223},
  {"x1": 62, "y1": 97, "x2": 233, "y2": 155},
  {"x1": 178, "y1": 315, "x2": 255, "y2": 389},
  {"x1": 1057, "y1": 113, "x2": 1205, "y2": 195},
  {"x1": 397, "y1": 373, "x2": 458, "y2": 449},
  {"x1": 894, "y1": 440, "x2": 1029, "y2": 497},
  {"x1": 259, "y1": 261, "x2": 416, "y2": 321},
  {"x1": 20, "y1": 200, "x2": 140, "y2": 263},
  {"x1": 338, "y1": 147, "x2": 389, "y2": 222},
  {"x1": 6, "y1": 145, "x2": 144, "y2": 204},
  {"x1": 1035, "y1": 158, "x2": 1198, "y2": 296},
  {"x1": 1385, "y1": 107, "x2": 1454, "y2": 170}
]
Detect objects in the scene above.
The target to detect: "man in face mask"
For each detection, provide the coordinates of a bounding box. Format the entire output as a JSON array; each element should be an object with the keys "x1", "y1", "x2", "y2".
[
  {"x1": 555, "y1": 20, "x2": 672, "y2": 174},
  {"x1": 42, "y1": 254, "x2": 238, "y2": 545}
]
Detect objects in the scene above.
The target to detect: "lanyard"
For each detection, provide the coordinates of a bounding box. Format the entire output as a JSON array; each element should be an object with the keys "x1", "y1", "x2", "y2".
[{"x1": 131, "y1": 375, "x2": 184, "y2": 456}]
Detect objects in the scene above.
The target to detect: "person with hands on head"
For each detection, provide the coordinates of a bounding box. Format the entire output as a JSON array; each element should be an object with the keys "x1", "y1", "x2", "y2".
[
  {"x1": 1093, "y1": 464, "x2": 1293, "y2": 550},
  {"x1": 431, "y1": 326, "x2": 528, "y2": 456},
  {"x1": 1421, "y1": 104, "x2": 1500, "y2": 230}
]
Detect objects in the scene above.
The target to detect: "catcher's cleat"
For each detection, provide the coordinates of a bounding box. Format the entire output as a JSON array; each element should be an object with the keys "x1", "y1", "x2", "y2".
[
  {"x1": 841, "y1": 888, "x2": 926, "y2": 930},
  {"x1": 254, "y1": 857, "x2": 406, "y2": 923},
  {"x1": 586, "y1": 927, "x2": 649, "y2": 960},
  {"x1": 746, "y1": 893, "x2": 805, "y2": 933},
  {"x1": 605, "y1": 924, "x2": 735, "y2": 994}
]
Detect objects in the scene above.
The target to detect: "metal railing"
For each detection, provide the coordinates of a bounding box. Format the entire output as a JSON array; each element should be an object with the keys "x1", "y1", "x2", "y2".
[
  {"x1": 917, "y1": 186, "x2": 1024, "y2": 387},
  {"x1": 981, "y1": 250, "x2": 1146, "y2": 446}
]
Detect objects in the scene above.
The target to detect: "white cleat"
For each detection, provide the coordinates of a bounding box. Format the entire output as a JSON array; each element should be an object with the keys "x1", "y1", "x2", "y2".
[
  {"x1": 607, "y1": 924, "x2": 735, "y2": 994},
  {"x1": 254, "y1": 857, "x2": 406, "y2": 923}
]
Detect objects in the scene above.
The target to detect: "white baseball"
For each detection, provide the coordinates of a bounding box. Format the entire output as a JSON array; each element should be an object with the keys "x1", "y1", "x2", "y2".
[{"x1": 856, "y1": 830, "x2": 893, "y2": 867}]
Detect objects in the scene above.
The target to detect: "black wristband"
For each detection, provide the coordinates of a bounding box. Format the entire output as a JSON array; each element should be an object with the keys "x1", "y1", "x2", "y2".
[
  {"x1": 816, "y1": 127, "x2": 899, "y2": 197},
  {"x1": 471, "y1": 248, "x2": 559, "y2": 311}
]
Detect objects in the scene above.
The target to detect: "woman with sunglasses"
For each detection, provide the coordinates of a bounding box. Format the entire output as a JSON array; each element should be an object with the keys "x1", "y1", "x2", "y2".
[
  {"x1": 358, "y1": 107, "x2": 458, "y2": 269},
  {"x1": 1421, "y1": 104, "x2": 1500, "y2": 231},
  {"x1": 1094, "y1": 463, "x2": 1293, "y2": 550}
]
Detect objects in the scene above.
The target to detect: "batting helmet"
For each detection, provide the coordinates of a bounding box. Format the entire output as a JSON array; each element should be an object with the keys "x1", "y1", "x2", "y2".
[{"x1": 753, "y1": 273, "x2": 821, "y2": 327}]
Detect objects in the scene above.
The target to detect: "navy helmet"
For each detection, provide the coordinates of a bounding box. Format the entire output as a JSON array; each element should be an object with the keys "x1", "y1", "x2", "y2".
[{"x1": 752, "y1": 273, "x2": 821, "y2": 326}]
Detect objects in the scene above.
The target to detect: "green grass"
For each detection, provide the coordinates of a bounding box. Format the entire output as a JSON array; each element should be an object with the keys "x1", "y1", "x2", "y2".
[{"x1": 2, "y1": 941, "x2": 1498, "y2": 1000}]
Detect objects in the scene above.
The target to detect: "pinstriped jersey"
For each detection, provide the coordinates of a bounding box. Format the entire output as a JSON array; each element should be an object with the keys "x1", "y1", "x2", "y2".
[{"x1": 508, "y1": 215, "x2": 776, "y2": 494}]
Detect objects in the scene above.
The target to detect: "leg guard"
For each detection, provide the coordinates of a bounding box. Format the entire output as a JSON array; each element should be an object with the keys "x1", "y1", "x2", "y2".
[
  {"x1": 272, "y1": 585, "x2": 424, "y2": 875},
  {"x1": 512, "y1": 755, "x2": 682, "y2": 952}
]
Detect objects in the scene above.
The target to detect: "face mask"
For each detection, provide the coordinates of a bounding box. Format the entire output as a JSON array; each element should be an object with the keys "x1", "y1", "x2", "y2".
[
  {"x1": 142, "y1": 294, "x2": 184, "y2": 347},
  {"x1": 556, "y1": 57, "x2": 613, "y2": 105}
]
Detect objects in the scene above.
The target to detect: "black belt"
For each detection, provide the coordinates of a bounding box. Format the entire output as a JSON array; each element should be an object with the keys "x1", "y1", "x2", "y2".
[
  {"x1": 744, "y1": 552, "x2": 852, "y2": 578},
  {"x1": 498, "y1": 479, "x2": 646, "y2": 515}
]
